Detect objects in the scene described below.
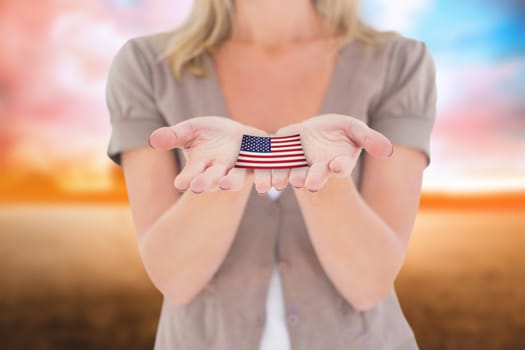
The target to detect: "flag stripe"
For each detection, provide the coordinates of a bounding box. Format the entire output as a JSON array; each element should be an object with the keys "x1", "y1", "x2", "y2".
[
  {"x1": 235, "y1": 164, "x2": 309, "y2": 169},
  {"x1": 237, "y1": 156, "x2": 307, "y2": 161},
  {"x1": 269, "y1": 134, "x2": 300, "y2": 140},
  {"x1": 238, "y1": 156, "x2": 306, "y2": 163},
  {"x1": 271, "y1": 138, "x2": 300, "y2": 144},
  {"x1": 235, "y1": 161, "x2": 309, "y2": 168},
  {"x1": 271, "y1": 142, "x2": 301, "y2": 147},
  {"x1": 236, "y1": 162, "x2": 308, "y2": 166},
  {"x1": 270, "y1": 147, "x2": 303, "y2": 152},
  {"x1": 239, "y1": 150, "x2": 305, "y2": 157},
  {"x1": 235, "y1": 134, "x2": 308, "y2": 169}
]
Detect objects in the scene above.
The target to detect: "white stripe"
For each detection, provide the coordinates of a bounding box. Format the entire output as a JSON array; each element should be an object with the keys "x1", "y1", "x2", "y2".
[
  {"x1": 235, "y1": 161, "x2": 308, "y2": 167},
  {"x1": 270, "y1": 145, "x2": 303, "y2": 151}
]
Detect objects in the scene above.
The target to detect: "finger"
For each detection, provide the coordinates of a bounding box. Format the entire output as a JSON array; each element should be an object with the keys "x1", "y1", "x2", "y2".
[
  {"x1": 363, "y1": 129, "x2": 393, "y2": 158},
  {"x1": 254, "y1": 168, "x2": 272, "y2": 195},
  {"x1": 328, "y1": 155, "x2": 355, "y2": 178},
  {"x1": 289, "y1": 166, "x2": 308, "y2": 188},
  {"x1": 190, "y1": 163, "x2": 230, "y2": 193},
  {"x1": 341, "y1": 119, "x2": 392, "y2": 158},
  {"x1": 271, "y1": 168, "x2": 290, "y2": 190},
  {"x1": 174, "y1": 160, "x2": 208, "y2": 191},
  {"x1": 304, "y1": 162, "x2": 330, "y2": 192},
  {"x1": 218, "y1": 167, "x2": 247, "y2": 191},
  {"x1": 149, "y1": 120, "x2": 195, "y2": 150}
]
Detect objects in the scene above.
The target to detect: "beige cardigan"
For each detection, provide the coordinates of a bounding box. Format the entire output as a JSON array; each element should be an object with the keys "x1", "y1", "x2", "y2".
[{"x1": 106, "y1": 30, "x2": 436, "y2": 350}]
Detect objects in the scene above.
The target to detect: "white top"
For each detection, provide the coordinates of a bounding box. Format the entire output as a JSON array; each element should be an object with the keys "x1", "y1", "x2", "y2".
[{"x1": 258, "y1": 187, "x2": 291, "y2": 350}]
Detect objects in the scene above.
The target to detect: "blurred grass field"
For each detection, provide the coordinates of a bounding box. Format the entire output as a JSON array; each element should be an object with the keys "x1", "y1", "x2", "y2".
[{"x1": 0, "y1": 204, "x2": 524, "y2": 350}]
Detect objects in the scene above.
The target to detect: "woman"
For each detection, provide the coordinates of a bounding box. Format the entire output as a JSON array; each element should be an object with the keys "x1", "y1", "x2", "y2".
[{"x1": 105, "y1": 0, "x2": 436, "y2": 349}]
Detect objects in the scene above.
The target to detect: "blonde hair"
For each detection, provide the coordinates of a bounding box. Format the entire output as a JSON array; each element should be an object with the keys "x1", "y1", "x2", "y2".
[{"x1": 159, "y1": 0, "x2": 395, "y2": 81}]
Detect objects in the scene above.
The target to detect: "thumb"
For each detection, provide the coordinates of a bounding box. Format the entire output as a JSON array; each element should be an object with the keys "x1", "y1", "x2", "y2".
[
  {"x1": 341, "y1": 119, "x2": 393, "y2": 158},
  {"x1": 362, "y1": 129, "x2": 393, "y2": 158},
  {"x1": 148, "y1": 120, "x2": 195, "y2": 150}
]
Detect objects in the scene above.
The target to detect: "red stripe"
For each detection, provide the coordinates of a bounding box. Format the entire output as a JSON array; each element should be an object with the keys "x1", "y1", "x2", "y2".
[{"x1": 235, "y1": 164, "x2": 308, "y2": 169}]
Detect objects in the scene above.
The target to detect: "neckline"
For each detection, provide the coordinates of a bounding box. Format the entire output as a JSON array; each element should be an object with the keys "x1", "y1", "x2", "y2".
[{"x1": 203, "y1": 37, "x2": 354, "y2": 124}]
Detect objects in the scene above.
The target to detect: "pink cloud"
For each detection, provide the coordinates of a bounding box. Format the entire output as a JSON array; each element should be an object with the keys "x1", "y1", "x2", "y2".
[
  {"x1": 436, "y1": 58, "x2": 524, "y2": 112},
  {"x1": 0, "y1": 1, "x2": 184, "y2": 169}
]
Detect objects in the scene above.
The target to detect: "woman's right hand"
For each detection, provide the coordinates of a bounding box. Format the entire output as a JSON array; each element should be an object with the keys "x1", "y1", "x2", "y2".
[{"x1": 148, "y1": 116, "x2": 271, "y2": 193}]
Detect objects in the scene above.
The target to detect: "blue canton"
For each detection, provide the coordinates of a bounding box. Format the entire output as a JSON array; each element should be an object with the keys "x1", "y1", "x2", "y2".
[{"x1": 240, "y1": 135, "x2": 271, "y2": 153}]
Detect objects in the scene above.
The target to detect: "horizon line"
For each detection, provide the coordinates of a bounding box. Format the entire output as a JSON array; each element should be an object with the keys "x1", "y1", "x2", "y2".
[{"x1": 0, "y1": 190, "x2": 524, "y2": 210}]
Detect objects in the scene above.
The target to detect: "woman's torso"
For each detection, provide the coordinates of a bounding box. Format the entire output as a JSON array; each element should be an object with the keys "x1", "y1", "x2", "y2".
[{"x1": 129, "y1": 31, "x2": 422, "y2": 350}]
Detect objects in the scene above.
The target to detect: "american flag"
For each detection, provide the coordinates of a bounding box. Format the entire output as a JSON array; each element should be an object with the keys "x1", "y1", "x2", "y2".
[{"x1": 234, "y1": 134, "x2": 309, "y2": 169}]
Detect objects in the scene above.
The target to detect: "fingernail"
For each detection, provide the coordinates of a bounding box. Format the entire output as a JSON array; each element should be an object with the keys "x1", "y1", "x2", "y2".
[
  {"x1": 389, "y1": 145, "x2": 394, "y2": 157},
  {"x1": 147, "y1": 137, "x2": 154, "y2": 148}
]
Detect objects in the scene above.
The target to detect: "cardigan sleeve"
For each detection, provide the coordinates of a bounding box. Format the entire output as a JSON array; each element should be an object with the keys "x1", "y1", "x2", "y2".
[
  {"x1": 105, "y1": 38, "x2": 168, "y2": 166},
  {"x1": 368, "y1": 37, "x2": 437, "y2": 167}
]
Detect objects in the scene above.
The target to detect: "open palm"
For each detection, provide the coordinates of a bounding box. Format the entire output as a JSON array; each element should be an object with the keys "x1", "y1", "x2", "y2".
[
  {"x1": 149, "y1": 116, "x2": 269, "y2": 193},
  {"x1": 271, "y1": 114, "x2": 393, "y2": 191}
]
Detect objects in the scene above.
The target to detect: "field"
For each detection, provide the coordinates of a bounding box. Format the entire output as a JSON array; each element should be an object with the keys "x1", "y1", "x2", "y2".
[{"x1": 0, "y1": 204, "x2": 524, "y2": 350}]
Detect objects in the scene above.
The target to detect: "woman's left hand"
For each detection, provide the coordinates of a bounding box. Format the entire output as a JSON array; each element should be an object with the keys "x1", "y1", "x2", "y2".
[{"x1": 271, "y1": 114, "x2": 393, "y2": 191}]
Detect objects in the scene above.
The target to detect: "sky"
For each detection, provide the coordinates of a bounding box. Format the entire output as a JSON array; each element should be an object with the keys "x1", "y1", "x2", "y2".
[
  {"x1": 0, "y1": 0, "x2": 524, "y2": 196},
  {"x1": 362, "y1": 0, "x2": 525, "y2": 191}
]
